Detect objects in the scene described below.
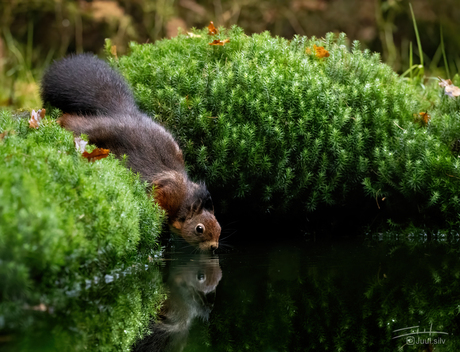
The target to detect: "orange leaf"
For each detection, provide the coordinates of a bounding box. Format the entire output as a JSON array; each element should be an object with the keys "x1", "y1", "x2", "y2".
[
  {"x1": 305, "y1": 47, "x2": 312, "y2": 55},
  {"x1": 208, "y1": 21, "x2": 218, "y2": 35},
  {"x1": 82, "y1": 148, "x2": 110, "y2": 162},
  {"x1": 313, "y1": 44, "x2": 330, "y2": 58},
  {"x1": 419, "y1": 112, "x2": 431, "y2": 124},
  {"x1": 209, "y1": 39, "x2": 230, "y2": 46},
  {"x1": 110, "y1": 45, "x2": 117, "y2": 58}
]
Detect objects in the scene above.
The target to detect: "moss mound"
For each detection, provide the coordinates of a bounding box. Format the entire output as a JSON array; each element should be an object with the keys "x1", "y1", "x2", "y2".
[
  {"x1": 0, "y1": 109, "x2": 164, "y2": 305},
  {"x1": 114, "y1": 26, "x2": 460, "y2": 229}
]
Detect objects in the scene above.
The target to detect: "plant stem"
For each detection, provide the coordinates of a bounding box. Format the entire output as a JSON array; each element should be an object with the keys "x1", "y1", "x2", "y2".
[
  {"x1": 440, "y1": 24, "x2": 450, "y2": 79},
  {"x1": 409, "y1": 3, "x2": 424, "y2": 71}
]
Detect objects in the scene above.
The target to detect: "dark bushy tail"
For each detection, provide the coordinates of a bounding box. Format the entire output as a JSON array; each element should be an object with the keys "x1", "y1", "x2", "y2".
[{"x1": 41, "y1": 53, "x2": 137, "y2": 115}]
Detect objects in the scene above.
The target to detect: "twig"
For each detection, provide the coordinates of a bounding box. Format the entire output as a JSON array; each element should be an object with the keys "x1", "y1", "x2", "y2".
[
  {"x1": 446, "y1": 173, "x2": 460, "y2": 180},
  {"x1": 394, "y1": 121, "x2": 406, "y2": 131}
]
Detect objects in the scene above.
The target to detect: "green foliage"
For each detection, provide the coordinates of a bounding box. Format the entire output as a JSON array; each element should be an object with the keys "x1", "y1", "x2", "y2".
[
  {"x1": 0, "y1": 109, "x2": 164, "y2": 320},
  {"x1": 3, "y1": 260, "x2": 165, "y2": 352},
  {"x1": 115, "y1": 26, "x2": 460, "y2": 228}
]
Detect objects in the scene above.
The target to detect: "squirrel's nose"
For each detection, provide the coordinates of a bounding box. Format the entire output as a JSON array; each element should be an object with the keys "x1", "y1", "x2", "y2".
[{"x1": 210, "y1": 244, "x2": 218, "y2": 251}]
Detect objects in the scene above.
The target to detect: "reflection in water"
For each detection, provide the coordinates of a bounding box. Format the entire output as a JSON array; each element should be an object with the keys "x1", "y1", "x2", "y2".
[
  {"x1": 1, "y1": 259, "x2": 164, "y2": 352},
  {"x1": 134, "y1": 253, "x2": 222, "y2": 352},
  {"x1": 178, "y1": 239, "x2": 460, "y2": 351},
  {"x1": 6, "y1": 236, "x2": 460, "y2": 351}
]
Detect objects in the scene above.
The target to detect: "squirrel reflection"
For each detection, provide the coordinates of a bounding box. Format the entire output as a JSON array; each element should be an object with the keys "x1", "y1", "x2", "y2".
[{"x1": 133, "y1": 254, "x2": 222, "y2": 352}]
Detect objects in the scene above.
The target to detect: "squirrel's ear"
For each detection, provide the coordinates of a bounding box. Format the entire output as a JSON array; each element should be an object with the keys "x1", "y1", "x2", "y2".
[
  {"x1": 203, "y1": 193, "x2": 214, "y2": 213},
  {"x1": 187, "y1": 199, "x2": 202, "y2": 218},
  {"x1": 151, "y1": 171, "x2": 186, "y2": 220}
]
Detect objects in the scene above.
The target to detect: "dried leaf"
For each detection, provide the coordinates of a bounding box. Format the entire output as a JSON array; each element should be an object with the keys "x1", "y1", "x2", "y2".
[
  {"x1": 419, "y1": 112, "x2": 431, "y2": 124},
  {"x1": 185, "y1": 95, "x2": 193, "y2": 109},
  {"x1": 74, "y1": 137, "x2": 88, "y2": 154},
  {"x1": 208, "y1": 21, "x2": 218, "y2": 35},
  {"x1": 305, "y1": 47, "x2": 312, "y2": 55},
  {"x1": 209, "y1": 39, "x2": 230, "y2": 46},
  {"x1": 438, "y1": 77, "x2": 453, "y2": 88},
  {"x1": 0, "y1": 130, "x2": 15, "y2": 140},
  {"x1": 82, "y1": 148, "x2": 110, "y2": 162},
  {"x1": 413, "y1": 111, "x2": 431, "y2": 126},
  {"x1": 314, "y1": 44, "x2": 330, "y2": 58},
  {"x1": 445, "y1": 84, "x2": 460, "y2": 98},
  {"x1": 29, "y1": 108, "x2": 46, "y2": 129},
  {"x1": 438, "y1": 77, "x2": 460, "y2": 98},
  {"x1": 110, "y1": 45, "x2": 117, "y2": 58}
]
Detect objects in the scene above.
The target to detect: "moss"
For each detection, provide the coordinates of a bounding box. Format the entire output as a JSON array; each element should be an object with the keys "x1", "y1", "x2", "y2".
[
  {"x1": 0, "y1": 108, "x2": 164, "y2": 306},
  {"x1": 112, "y1": 26, "x2": 460, "y2": 229}
]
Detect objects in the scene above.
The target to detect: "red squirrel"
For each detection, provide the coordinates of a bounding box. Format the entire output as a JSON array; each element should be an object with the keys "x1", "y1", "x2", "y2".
[{"x1": 41, "y1": 54, "x2": 221, "y2": 251}]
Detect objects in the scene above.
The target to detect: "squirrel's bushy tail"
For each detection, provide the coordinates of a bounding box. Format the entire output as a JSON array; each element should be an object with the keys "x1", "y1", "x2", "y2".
[{"x1": 41, "y1": 53, "x2": 137, "y2": 115}]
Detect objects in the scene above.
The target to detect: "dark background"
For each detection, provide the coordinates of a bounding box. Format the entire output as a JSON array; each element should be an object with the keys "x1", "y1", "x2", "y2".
[{"x1": 1, "y1": 0, "x2": 459, "y2": 109}]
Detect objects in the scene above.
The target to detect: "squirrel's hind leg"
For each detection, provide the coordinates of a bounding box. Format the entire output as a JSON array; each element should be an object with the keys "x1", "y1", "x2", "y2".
[
  {"x1": 57, "y1": 113, "x2": 118, "y2": 150},
  {"x1": 57, "y1": 113, "x2": 91, "y2": 136}
]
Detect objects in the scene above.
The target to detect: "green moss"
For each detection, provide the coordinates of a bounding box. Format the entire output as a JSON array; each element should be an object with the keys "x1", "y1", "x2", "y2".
[
  {"x1": 113, "y1": 26, "x2": 460, "y2": 228},
  {"x1": 3, "y1": 261, "x2": 165, "y2": 352},
  {"x1": 0, "y1": 108, "x2": 164, "y2": 305}
]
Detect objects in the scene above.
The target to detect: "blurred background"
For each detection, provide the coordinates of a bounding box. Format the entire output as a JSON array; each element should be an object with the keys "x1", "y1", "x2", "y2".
[{"x1": 1, "y1": 0, "x2": 459, "y2": 109}]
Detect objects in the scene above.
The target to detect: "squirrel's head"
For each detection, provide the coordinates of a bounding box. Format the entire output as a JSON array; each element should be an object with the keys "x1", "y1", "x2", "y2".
[{"x1": 170, "y1": 185, "x2": 221, "y2": 251}]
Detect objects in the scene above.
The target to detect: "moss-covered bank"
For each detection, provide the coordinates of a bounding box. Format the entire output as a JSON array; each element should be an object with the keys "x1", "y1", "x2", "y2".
[
  {"x1": 114, "y1": 26, "x2": 460, "y2": 230},
  {"x1": 0, "y1": 109, "x2": 165, "y2": 349}
]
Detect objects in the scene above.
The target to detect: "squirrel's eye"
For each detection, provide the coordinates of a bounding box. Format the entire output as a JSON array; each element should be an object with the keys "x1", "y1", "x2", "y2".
[
  {"x1": 197, "y1": 271, "x2": 206, "y2": 281},
  {"x1": 196, "y1": 224, "x2": 205, "y2": 234}
]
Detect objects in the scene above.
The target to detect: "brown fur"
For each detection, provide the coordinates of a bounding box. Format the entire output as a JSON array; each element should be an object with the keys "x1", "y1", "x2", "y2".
[{"x1": 44, "y1": 54, "x2": 221, "y2": 251}]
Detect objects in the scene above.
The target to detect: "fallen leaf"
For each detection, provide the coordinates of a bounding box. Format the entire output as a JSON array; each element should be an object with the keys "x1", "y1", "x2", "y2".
[
  {"x1": 82, "y1": 148, "x2": 110, "y2": 162},
  {"x1": 438, "y1": 77, "x2": 460, "y2": 97},
  {"x1": 29, "y1": 108, "x2": 46, "y2": 129},
  {"x1": 209, "y1": 39, "x2": 230, "y2": 46},
  {"x1": 185, "y1": 95, "x2": 193, "y2": 109},
  {"x1": 0, "y1": 130, "x2": 14, "y2": 140},
  {"x1": 419, "y1": 112, "x2": 431, "y2": 124},
  {"x1": 413, "y1": 111, "x2": 431, "y2": 126},
  {"x1": 313, "y1": 44, "x2": 330, "y2": 58},
  {"x1": 208, "y1": 21, "x2": 218, "y2": 35},
  {"x1": 32, "y1": 303, "x2": 47, "y2": 312},
  {"x1": 445, "y1": 84, "x2": 460, "y2": 98},
  {"x1": 74, "y1": 137, "x2": 88, "y2": 154},
  {"x1": 438, "y1": 77, "x2": 453, "y2": 88},
  {"x1": 110, "y1": 45, "x2": 117, "y2": 58}
]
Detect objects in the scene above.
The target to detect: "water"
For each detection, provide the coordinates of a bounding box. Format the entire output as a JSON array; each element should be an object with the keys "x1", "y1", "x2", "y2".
[
  {"x1": 150, "y1": 237, "x2": 460, "y2": 351},
  {"x1": 2, "y1": 235, "x2": 460, "y2": 351}
]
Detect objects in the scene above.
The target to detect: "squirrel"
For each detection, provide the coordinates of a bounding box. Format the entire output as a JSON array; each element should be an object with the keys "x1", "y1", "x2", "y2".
[{"x1": 40, "y1": 54, "x2": 221, "y2": 251}]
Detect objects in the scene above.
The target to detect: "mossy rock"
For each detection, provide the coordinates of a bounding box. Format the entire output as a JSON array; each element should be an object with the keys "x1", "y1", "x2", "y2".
[
  {"x1": 115, "y1": 26, "x2": 460, "y2": 229},
  {"x1": 0, "y1": 109, "x2": 164, "y2": 305}
]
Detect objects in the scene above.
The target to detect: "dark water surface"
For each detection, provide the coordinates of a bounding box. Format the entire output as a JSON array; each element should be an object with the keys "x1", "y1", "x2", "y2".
[
  {"x1": 151, "y1": 236, "x2": 460, "y2": 351},
  {"x1": 3, "y1": 235, "x2": 460, "y2": 351}
]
